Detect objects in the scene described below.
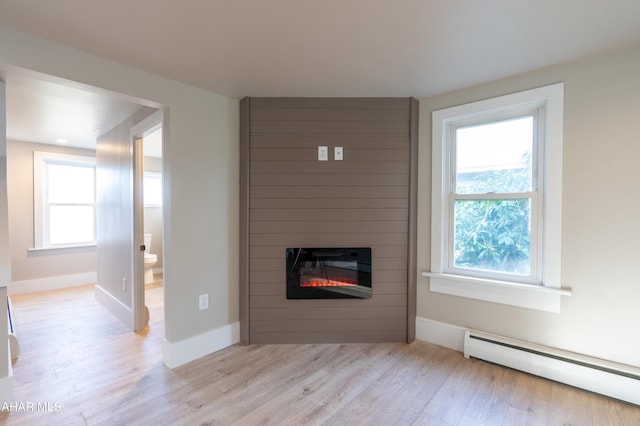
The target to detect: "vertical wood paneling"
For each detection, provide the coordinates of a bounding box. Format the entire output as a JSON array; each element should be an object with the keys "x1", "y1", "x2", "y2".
[{"x1": 243, "y1": 97, "x2": 417, "y2": 344}]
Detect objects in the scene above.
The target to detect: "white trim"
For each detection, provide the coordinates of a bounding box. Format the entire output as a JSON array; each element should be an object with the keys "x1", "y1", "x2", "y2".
[
  {"x1": 163, "y1": 322, "x2": 240, "y2": 369},
  {"x1": 27, "y1": 243, "x2": 96, "y2": 253},
  {"x1": 430, "y1": 83, "x2": 566, "y2": 309},
  {"x1": 130, "y1": 109, "x2": 163, "y2": 139},
  {"x1": 415, "y1": 318, "x2": 640, "y2": 406},
  {"x1": 8, "y1": 272, "x2": 97, "y2": 295},
  {"x1": 541, "y1": 85, "x2": 564, "y2": 289},
  {"x1": 423, "y1": 272, "x2": 571, "y2": 313},
  {"x1": 465, "y1": 330, "x2": 640, "y2": 406},
  {"x1": 415, "y1": 316, "x2": 466, "y2": 352},
  {"x1": 94, "y1": 284, "x2": 134, "y2": 330}
]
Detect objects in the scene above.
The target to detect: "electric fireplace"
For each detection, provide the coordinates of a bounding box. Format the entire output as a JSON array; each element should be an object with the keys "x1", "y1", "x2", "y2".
[{"x1": 286, "y1": 247, "x2": 372, "y2": 299}]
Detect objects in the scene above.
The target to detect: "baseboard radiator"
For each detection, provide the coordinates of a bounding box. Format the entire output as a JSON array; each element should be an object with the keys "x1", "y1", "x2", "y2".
[{"x1": 464, "y1": 330, "x2": 640, "y2": 406}]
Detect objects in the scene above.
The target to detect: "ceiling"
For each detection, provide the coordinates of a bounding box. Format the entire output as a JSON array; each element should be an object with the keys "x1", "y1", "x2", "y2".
[
  {"x1": 1, "y1": 1, "x2": 640, "y2": 149},
  {"x1": 1, "y1": 70, "x2": 162, "y2": 156},
  {"x1": 2, "y1": 72, "x2": 144, "y2": 149}
]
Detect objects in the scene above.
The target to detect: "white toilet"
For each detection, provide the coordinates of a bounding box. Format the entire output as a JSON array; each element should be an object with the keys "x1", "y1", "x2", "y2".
[{"x1": 143, "y1": 233, "x2": 158, "y2": 284}]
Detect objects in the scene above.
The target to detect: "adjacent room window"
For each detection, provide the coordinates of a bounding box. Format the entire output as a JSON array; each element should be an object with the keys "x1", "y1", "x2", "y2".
[
  {"x1": 143, "y1": 171, "x2": 162, "y2": 207},
  {"x1": 427, "y1": 83, "x2": 567, "y2": 312},
  {"x1": 33, "y1": 151, "x2": 96, "y2": 248}
]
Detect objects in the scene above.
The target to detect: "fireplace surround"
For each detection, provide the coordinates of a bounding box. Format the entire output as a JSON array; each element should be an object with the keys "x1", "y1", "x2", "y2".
[
  {"x1": 286, "y1": 247, "x2": 372, "y2": 299},
  {"x1": 239, "y1": 97, "x2": 418, "y2": 344}
]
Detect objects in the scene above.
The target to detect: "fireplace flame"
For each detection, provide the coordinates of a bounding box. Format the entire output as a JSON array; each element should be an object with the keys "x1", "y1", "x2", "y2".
[{"x1": 300, "y1": 278, "x2": 358, "y2": 287}]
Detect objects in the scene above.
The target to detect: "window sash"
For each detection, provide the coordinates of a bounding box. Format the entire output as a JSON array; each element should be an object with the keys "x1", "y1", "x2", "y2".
[
  {"x1": 47, "y1": 205, "x2": 96, "y2": 245},
  {"x1": 33, "y1": 151, "x2": 96, "y2": 249},
  {"x1": 451, "y1": 116, "x2": 537, "y2": 196},
  {"x1": 442, "y1": 111, "x2": 543, "y2": 285},
  {"x1": 143, "y1": 171, "x2": 163, "y2": 207},
  {"x1": 445, "y1": 192, "x2": 540, "y2": 284}
]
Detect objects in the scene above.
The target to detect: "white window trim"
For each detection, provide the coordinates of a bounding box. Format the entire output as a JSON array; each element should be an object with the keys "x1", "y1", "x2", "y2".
[
  {"x1": 33, "y1": 151, "x2": 96, "y2": 250},
  {"x1": 425, "y1": 83, "x2": 571, "y2": 312}
]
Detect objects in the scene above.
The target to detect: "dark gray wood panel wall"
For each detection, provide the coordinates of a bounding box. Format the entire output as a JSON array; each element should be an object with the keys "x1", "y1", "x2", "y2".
[{"x1": 240, "y1": 97, "x2": 418, "y2": 344}]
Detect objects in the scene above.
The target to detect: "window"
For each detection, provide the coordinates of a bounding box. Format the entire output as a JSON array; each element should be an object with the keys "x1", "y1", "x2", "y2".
[
  {"x1": 143, "y1": 172, "x2": 162, "y2": 207},
  {"x1": 426, "y1": 83, "x2": 570, "y2": 312},
  {"x1": 33, "y1": 151, "x2": 96, "y2": 249}
]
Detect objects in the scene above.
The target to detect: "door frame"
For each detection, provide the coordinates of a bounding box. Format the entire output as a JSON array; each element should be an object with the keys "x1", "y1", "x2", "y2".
[{"x1": 130, "y1": 109, "x2": 163, "y2": 331}]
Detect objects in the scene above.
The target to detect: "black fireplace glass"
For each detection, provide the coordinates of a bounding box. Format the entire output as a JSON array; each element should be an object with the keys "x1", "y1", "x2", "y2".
[{"x1": 286, "y1": 247, "x2": 372, "y2": 299}]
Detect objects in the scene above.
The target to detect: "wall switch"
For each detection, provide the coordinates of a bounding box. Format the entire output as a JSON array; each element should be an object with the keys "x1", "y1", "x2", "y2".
[
  {"x1": 318, "y1": 146, "x2": 328, "y2": 161},
  {"x1": 334, "y1": 146, "x2": 343, "y2": 160},
  {"x1": 199, "y1": 293, "x2": 209, "y2": 310},
  {"x1": 122, "y1": 278, "x2": 126, "y2": 291}
]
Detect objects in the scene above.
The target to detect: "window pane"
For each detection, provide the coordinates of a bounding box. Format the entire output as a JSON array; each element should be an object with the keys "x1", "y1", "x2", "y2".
[
  {"x1": 49, "y1": 206, "x2": 95, "y2": 244},
  {"x1": 456, "y1": 117, "x2": 533, "y2": 194},
  {"x1": 454, "y1": 199, "x2": 531, "y2": 275},
  {"x1": 48, "y1": 163, "x2": 95, "y2": 204},
  {"x1": 144, "y1": 173, "x2": 163, "y2": 206}
]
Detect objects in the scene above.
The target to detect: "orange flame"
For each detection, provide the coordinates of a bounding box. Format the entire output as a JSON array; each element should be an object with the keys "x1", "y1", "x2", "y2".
[{"x1": 300, "y1": 278, "x2": 357, "y2": 287}]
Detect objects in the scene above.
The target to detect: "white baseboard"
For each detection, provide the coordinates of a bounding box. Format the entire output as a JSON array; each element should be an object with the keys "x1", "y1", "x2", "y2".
[
  {"x1": 163, "y1": 322, "x2": 240, "y2": 369},
  {"x1": 465, "y1": 330, "x2": 640, "y2": 406},
  {"x1": 417, "y1": 318, "x2": 640, "y2": 405},
  {"x1": 415, "y1": 316, "x2": 466, "y2": 352},
  {"x1": 94, "y1": 284, "x2": 133, "y2": 331},
  {"x1": 9, "y1": 272, "x2": 97, "y2": 295}
]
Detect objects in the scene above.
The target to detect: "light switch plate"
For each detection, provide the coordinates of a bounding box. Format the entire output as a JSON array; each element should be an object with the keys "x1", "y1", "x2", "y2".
[
  {"x1": 199, "y1": 294, "x2": 209, "y2": 310},
  {"x1": 334, "y1": 146, "x2": 343, "y2": 160},
  {"x1": 318, "y1": 146, "x2": 328, "y2": 161}
]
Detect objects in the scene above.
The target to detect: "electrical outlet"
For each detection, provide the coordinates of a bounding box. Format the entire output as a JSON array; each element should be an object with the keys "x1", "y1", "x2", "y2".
[
  {"x1": 122, "y1": 278, "x2": 126, "y2": 291},
  {"x1": 199, "y1": 294, "x2": 209, "y2": 310}
]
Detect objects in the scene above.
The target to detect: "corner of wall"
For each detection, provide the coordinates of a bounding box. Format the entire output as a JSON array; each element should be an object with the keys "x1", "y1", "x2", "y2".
[
  {"x1": 162, "y1": 321, "x2": 240, "y2": 369},
  {"x1": 415, "y1": 316, "x2": 467, "y2": 352}
]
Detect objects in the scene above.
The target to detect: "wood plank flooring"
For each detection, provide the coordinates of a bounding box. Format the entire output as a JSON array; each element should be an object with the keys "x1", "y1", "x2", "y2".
[{"x1": 2, "y1": 283, "x2": 639, "y2": 425}]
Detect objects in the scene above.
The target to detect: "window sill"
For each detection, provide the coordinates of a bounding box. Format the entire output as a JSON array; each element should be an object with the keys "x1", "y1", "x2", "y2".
[
  {"x1": 28, "y1": 243, "x2": 96, "y2": 253},
  {"x1": 422, "y1": 272, "x2": 572, "y2": 313}
]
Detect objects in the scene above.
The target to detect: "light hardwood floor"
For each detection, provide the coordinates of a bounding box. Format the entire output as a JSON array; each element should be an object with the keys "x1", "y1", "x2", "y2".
[{"x1": 2, "y1": 284, "x2": 639, "y2": 425}]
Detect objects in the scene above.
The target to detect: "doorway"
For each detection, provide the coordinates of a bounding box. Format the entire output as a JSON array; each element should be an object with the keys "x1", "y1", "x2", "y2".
[
  {"x1": 2, "y1": 70, "x2": 167, "y2": 405},
  {"x1": 141, "y1": 125, "x2": 164, "y2": 329},
  {"x1": 131, "y1": 110, "x2": 164, "y2": 331}
]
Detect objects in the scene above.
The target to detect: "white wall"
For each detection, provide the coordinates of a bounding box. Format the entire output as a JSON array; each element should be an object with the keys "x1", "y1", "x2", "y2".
[
  {"x1": 417, "y1": 43, "x2": 640, "y2": 367},
  {"x1": 0, "y1": 25, "x2": 239, "y2": 369},
  {"x1": 6, "y1": 141, "x2": 97, "y2": 285},
  {"x1": 95, "y1": 107, "x2": 156, "y2": 328}
]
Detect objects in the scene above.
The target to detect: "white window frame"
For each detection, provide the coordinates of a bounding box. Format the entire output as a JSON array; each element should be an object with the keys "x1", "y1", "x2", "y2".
[
  {"x1": 424, "y1": 83, "x2": 571, "y2": 312},
  {"x1": 33, "y1": 151, "x2": 96, "y2": 250}
]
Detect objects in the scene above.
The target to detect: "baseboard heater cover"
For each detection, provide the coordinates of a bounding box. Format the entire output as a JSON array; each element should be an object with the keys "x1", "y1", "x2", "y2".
[{"x1": 464, "y1": 330, "x2": 640, "y2": 406}]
